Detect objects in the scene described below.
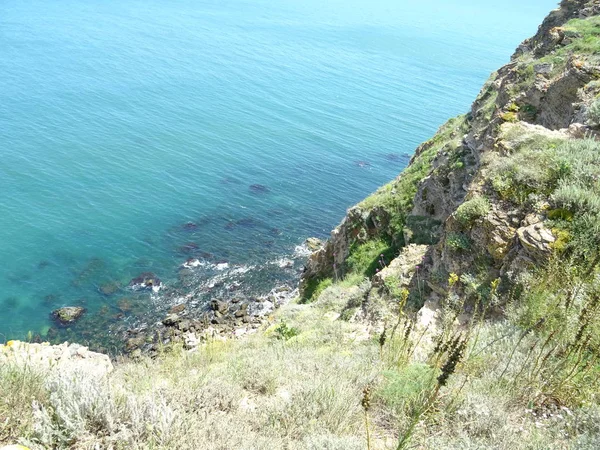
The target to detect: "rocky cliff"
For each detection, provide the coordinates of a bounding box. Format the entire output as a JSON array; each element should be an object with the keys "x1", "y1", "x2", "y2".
[{"x1": 301, "y1": 0, "x2": 600, "y2": 319}]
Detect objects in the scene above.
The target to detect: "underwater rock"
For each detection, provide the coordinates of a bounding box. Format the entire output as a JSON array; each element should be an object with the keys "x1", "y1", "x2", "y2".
[
  {"x1": 2, "y1": 297, "x2": 19, "y2": 310},
  {"x1": 42, "y1": 294, "x2": 59, "y2": 305},
  {"x1": 221, "y1": 176, "x2": 240, "y2": 184},
  {"x1": 178, "y1": 242, "x2": 199, "y2": 254},
  {"x1": 236, "y1": 217, "x2": 260, "y2": 228},
  {"x1": 38, "y1": 260, "x2": 51, "y2": 269},
  {"x1": 117, "y1": 298, "x2": 134, "y2": 313},
  {"x1": 128, "y1": 272, "x2": 162, "y2": 292},
  {"x1": 99, "y1": 281, "x2": 121, "y2": 296},
  {"x1": 181, "y1": 222, "x2": 198, "y2": 231},
  {"x1": 249, "y1": 184, "x2": 270, "y2": 194},
  {"x1": 51, "y1": 306, "x2": 86, "y2": 326}
]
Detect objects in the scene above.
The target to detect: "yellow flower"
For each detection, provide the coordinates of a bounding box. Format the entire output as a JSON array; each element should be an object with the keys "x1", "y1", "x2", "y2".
[{"x1": 448, "y1": 273, "x2": 459, "y2": 287}]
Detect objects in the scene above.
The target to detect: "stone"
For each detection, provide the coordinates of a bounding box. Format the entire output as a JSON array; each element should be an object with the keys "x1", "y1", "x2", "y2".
[
  {"x1": 51, "y1": 306, "x2": 86, "y2": 326},
  {"x1": 162, "y1": 314, "x2": 181, "y2": 327},
  {"x1": 534, "y1": 63, "x2": 553, "y2": 74},
  {"x1": 210, "y1": 299, "x2": 228, "y2": 314},
  {"x1": 126, "y1": 336, "x2": 146, "y2": 352},
  {"x1": 183, "y1": 332, "x2": 200, "y2": 350},
  {"x1": 99, "y1": 281, "x2": 121, "y2": 296},
  {"x1": 372, "y1": 244, "x2": 429, "y2": 289},
  {"x1": 128, "y1": 272, "x2": 162, "y2": 292},
  {"x1": 178, "y1": 319, "x2": 191, "y2": 332},
  {"x1": 169, "y1": 303, "x2": 186, "y2": 314},
  {"x1": 517, "y1": 223, "x2": 556, "y2": 261},
  {"x1": 305, "y1": 237, "x2": 324, "y2": 251}
]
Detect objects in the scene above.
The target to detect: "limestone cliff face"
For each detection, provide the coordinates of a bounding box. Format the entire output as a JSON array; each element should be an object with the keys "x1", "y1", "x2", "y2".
[{"x1": 301, "y1": 0, "x2": 600, "y2": 309}]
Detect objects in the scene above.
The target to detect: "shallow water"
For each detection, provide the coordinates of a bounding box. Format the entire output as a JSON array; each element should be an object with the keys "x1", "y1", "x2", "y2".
[{"x1": 0, "y1": 0, "x2": 555, "y2": 343}]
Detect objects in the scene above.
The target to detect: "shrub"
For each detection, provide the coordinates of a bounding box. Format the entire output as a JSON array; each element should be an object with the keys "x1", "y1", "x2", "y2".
[
  {"x1": 500, "y1": 111, "x2": 519, "y2": 123},
  {"x1": 588, "y1": 98, "x2": 600, "y2": 127},
  {"x1": 454, "y1": 197, "x2": 490, "y2": 227},
  {"x1": 0, "y1": 363, "x2": 47, "y2": 442},
  {"x1": 273, "y1": 321, "x2": 300, "y2": 341},
  {"x1": 375, "y1": 364, "x2": 436, "y2": 424},
  {"x1": 446, "y1": 232, "x2": 471, "y2": 252}
]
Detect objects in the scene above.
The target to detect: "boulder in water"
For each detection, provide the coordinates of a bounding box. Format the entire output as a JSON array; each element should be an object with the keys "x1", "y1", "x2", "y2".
[
  {"x1": 128, "y1": 272, "x2": 162, "y2": 292},
  {"x1": 51, "y1": 306, "x2": 86, "y2": 326}
]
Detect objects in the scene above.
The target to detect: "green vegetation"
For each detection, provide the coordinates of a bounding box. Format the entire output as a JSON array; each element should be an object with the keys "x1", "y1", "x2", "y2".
[
  {"x1": 519, "y1": 15, "x2": 600, "y2": 84},
  {"x1": 589, "y1": 98, "x2": 600, "y2": 127},
  {"x1": 0, "y1": 363, "x2": 47, "y2": 443},
  {"x1": 454, "y1": 196, "x2": 490, "y2": 227},
  {"x1": 301, "y1": 276, "x2": 335, "y2": 303},
  {"x1": 346, "y1": 239, "x2": 395, "y2": 278},
  {"x1": 560, "y1": 15, "x2": 600, "y2": 56},
  {"x1": 500, "y1": 111, "x2": 519, "y2": 123},
  {"x1": 487, "y1": 127, "x2": 567, "y2": 203},
  {"x1": 446, "y1": 232, "x2": 471, "y2": 251},
  {"x1": 273, "y1": 321, "x2": 300, "y2": 340}
]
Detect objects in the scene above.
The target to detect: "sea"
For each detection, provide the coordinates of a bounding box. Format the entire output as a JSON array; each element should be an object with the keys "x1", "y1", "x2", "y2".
[{"x1": 0, "y1": 0, "x2": 556, "y2": 348}]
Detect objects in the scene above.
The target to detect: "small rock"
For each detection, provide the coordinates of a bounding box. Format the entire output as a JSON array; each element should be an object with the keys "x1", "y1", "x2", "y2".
[
  {"x1": 184, "y1": 332, "x2": 200, "y2": 350},
  {"x1": 129, "y1": 272, "x2": 162, "y2": 292},
  {"x1": 99, "y1": 281, "x2": 121, "y2": 296},
  {"x1": 162, "y1": 314, "x2": 181, "y2": 327},
  {"x1": 305, "y1": 237, "x2": 324, "y2": 252},
  {"x1": 169, "y1": 303, "x2": 186, "y2": 314},
  {"x1": 178, "y1": 319, "x2": 191, "y2": 332},
  {"x1": 210, "y1": 299, "x2": 228, "y2": 314}
]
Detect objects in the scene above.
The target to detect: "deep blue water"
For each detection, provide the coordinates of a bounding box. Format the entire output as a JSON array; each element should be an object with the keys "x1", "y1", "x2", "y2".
[{"x1": 0, "y1": 0, "x2": 556, "y2": 343}]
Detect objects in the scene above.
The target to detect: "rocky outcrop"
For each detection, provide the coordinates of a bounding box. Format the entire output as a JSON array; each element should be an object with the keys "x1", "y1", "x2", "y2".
[
  {"x1": 372, "y1": 244, "x2": 428, "y2": 289},
  {"x1": 0, "y1": 340, "x2": 112, "y2": 378}
]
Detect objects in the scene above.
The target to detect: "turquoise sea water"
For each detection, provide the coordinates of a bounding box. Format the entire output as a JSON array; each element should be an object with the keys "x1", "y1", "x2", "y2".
[{"x1": 0, "y1": 0, "x2": 556, "y2": 345}]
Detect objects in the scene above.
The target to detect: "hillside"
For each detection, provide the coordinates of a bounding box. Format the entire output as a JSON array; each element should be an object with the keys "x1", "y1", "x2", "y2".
[{"x1": 3, "y1": 1, "x2": 600, "y2": 449}]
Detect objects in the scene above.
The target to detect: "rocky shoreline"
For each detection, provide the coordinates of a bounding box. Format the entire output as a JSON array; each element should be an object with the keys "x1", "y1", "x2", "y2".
[
  {"x1": 123, "y1": 284, "x2": 299, "y2": 357},
  {"x1": 37, "y1": 240, "x2": 320, "y2": 357}
]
